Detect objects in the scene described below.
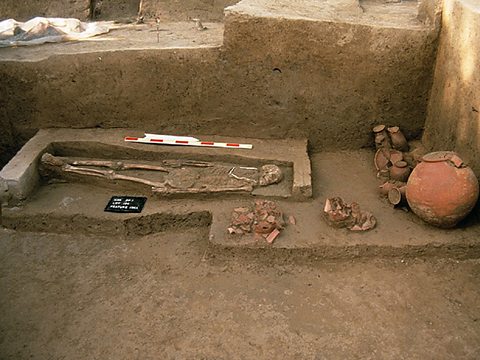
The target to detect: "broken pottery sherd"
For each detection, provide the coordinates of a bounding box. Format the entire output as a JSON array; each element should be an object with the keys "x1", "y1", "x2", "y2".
[
  {"x1": 374, "y1": 148, "x2": 390, "y2": 171},
  {"x1": 266, "y1": 228, "x2": 281, "y2": 244},
  {"x1": 228, "y1": 200, "x2": 287, "y2": 240},
  {"x1": 323, "y1": 197, "x2": 376, "y2": 231},
  {"x1": 255, "y1": 221, "x2": 276, "y2": 234},
  {"x1": 389, "y1": 150, "x2": 404, "y2": 165},
  {"x1": 379, "y1": 181, "x2": 397, "y2": 196}
]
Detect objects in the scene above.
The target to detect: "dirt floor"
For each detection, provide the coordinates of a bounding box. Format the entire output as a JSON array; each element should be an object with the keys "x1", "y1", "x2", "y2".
[
  {"x1": 0, "y1": 227, "x2": 480, "y2": 359},
  {"x1": 0, "y1": 22, "x2": 224, "y2": 62},
  {"x1": 1, "y1": 132, "x2": 480, "y2": 358}
]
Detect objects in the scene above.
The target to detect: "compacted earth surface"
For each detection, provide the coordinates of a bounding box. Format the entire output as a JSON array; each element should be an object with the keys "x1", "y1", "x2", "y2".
[
  {"x1": 1, "y1": 145, "x2": 480, "y2": 359},
  {"x1": 1, "y1": 226, "x2": 480, "y2": 359}
]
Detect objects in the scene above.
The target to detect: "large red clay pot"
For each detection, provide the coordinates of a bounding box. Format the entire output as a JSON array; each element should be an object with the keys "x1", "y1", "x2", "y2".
[{"x1": 406, "y1": 151, "x2": 479, "y2": 228}]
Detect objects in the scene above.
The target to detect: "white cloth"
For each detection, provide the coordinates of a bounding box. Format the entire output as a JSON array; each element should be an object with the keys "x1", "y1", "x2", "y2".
[{"x1": 0, "y1": 17, "x2": 112, "y2": 48}]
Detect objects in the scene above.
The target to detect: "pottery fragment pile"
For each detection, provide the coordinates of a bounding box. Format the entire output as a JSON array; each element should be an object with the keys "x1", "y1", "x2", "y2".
[
  {"x1": 323, "y1": 197, "x2": 376, "y2": 231},
  {"x1": 228, "y1": 200, "x2": 293, "y2": 244},
  {"x1": 373, "y1": 124, "x2": 427, "y2": 206}
]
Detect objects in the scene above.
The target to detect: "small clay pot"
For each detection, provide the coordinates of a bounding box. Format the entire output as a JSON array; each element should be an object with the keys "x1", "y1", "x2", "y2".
[
  {"x1": 374, "y1": 148, "x2": 390, "y2": 171},
  {"x1": 387, "y1": 126, "x2": 409, "y2": 152},
  {"x1": 373, "y1": 124, "x2": 391, "y2": 149},
  {"x1": 389, "y1": 150, "x2": 403, "y2": 165},
  {"x1": 406, "y1": 151, "x2": 480, "y2": 228},
  {"x1": 379, "y1": 181, "x2": 396, "y2": 196},
  {"x1": 389, "y1": 161, "x2": 411, "y2": 182},
  {"x1": 388, "y1": 185, "x2": 407, "y2": 206}
]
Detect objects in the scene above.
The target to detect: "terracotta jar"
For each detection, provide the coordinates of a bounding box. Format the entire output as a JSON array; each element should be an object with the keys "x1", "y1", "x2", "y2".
[
  {"x1": 389, "y1": 150, "x2": 403, "y2": 165},
  {"x1": 374, "y1": 149, "x2": 404, "y2": 172},
  {"x1": 379, "y1": 181, "x2": 396, "y2": 196},
  {"x1": 388, "y1": 185, "x2": 407, "y2": 206},
  {"x1": 388, "y1": 126, "x2": 409, "y2": 152},
  {"x1": 373, "y1": 124, "x2": 391, "y2": 149},
  {"x1": 406, "y1": 151, "x2": 479, "y2": 228},
  {"x1": 374, "y1": 148, "x2": 390, "y2": 171},
  {"x1": 390, "y1": 161, "x2": 411, "y2": 182}
]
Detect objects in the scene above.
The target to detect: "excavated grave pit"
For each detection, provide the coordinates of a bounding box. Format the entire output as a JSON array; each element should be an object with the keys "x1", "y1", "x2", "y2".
[
  {"x1": 0, "y1": 128, "x2": 311, "y2": 204},
  {"x1": 1, "y1": 128, "x2": 479, "y2": 260}
]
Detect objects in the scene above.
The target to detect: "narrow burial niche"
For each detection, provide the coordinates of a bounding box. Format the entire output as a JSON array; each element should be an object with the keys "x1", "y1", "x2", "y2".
[
  {"x1": 0, "y1": 129, "x2": 311, "y2": 205},
  {"x1": 37, "y1": 141, "x2": 293, "y2": 199}
]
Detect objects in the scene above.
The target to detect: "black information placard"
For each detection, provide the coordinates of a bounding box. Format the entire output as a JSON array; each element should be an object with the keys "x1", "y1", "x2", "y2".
[{"x1": 104, "y1": 196, "x2": 147, "y2": 213}]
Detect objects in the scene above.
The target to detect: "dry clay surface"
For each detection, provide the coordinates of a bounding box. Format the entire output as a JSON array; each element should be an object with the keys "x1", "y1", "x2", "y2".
[
  {"x1": 0, "y1": 22, "x2": 224, "y2": 62},
  {"x1": 228, "y1": 0, "x2": 425, "y2": 28},
  {"x1": 0, "y1": 0, "x2": 239, "y2": 22},
  {"x1": 0, "y1": 227, "x2": 480, "y2": 359}
]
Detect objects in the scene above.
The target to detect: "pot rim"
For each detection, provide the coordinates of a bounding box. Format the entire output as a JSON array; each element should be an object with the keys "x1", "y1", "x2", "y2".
[{"x1": 422, "y1": 151, "x2": 460, "y2": 163}]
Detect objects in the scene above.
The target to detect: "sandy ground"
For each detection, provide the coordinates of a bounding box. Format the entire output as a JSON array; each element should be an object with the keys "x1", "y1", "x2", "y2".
[{"x1": 1, "y1": 226, "x2": 480, "y2": 359}]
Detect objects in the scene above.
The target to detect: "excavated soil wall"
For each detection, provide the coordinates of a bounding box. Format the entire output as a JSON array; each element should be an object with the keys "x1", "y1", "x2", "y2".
[
  {"x1": 0, "y1": 0, "x2": 238, "y2": 21},
  {"x1": 0, "y1": 0, "x2": 441, "y2": 161},
  {"x1": 423, "y1": 0, "x2": 480, "y2": 176},
  {"x1": 140, "y1": 0, "x2": 239, "y2": 21},
  {"x1": 0, "y1": 28, "x2": 438, "y2": 155},
  {"x1": 0, "y1": 49, "x2": 223, "y2": 152},
  {"x1": 221, "y1": 13, "x2": 439, "y2": 150},
  {"x1": 0, "y1": 1, "x2": 91, "y2": 21},
  {"x1": 0, "y1": 115, "x2": 16, "y2": 169}
]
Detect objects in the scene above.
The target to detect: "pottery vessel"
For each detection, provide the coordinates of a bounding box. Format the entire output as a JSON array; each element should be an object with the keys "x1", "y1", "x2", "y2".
[
  {"x1": 374, "y1": 148, "x2": 390, "y2": 171},
  {"x1": 389, "y1": 150, "x2": 403, "y2": 165},
  {"x1": 388, "y1": 185, "x2": 407, "y2": 206},
  {"x1": 406, "y1": 151, "x2": 479, "y2": 228},
  {"x1": 388, "y1": 126, "x2": 409, "y2": 152},
  {"x1": 379, "y1": 181, "x2": 396, "y2": 196},
  {"x1": 373, "y1": 125, "x2": 391, "y2": 149},
  {"x1": 389, "y1": 161, "x2": 411, "y2": 182}
]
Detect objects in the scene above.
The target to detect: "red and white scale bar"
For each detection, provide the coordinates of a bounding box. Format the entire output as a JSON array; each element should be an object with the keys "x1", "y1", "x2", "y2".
[{"x1": 124, "y1": 135, "x2": 253, "y2": 150}]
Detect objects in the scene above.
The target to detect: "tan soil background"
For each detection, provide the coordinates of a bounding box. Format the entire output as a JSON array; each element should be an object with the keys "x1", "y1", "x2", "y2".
[
  {"x1": 1, "y1": 228, "x2": 480, "y2": 359},
  {"x1": 0, "y1": 0, "x2": 239, "y2": 21}
]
